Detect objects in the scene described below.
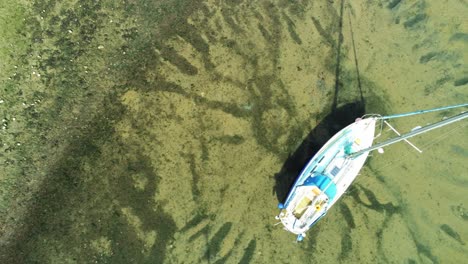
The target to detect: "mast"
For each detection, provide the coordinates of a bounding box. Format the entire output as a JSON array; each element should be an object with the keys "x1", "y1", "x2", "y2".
[
  {"x1": 348, "y1": 111, "x2": 468, "y2": 158},
  {"x1": 379, "y1": 103, "x2": 468, "y2": 120}
]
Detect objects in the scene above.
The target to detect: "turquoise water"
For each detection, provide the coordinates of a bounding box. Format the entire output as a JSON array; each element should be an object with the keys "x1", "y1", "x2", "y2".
[{"x1": 0, "y1": 0, "x2": 467, "y2": 263}]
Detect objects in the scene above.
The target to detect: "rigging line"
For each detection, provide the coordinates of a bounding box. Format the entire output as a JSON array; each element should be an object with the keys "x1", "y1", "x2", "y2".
[
  {"x1": 379, "y1": 103, "x2": 468, "y2": 120},
  {"x1": 384, "y1": 120, "x2": 423, "y2": 153},
  {"x1": 417, "y1": 121, "x2": 467, "y2": 150},
  {"x1": 373, "y1": 122, "x2": 467, "y2": 172}
]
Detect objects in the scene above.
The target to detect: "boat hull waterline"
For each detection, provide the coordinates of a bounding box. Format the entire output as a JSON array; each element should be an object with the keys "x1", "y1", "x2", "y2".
[{"x1": 276, "y1": 117, "x2": 377, "y2": 241}]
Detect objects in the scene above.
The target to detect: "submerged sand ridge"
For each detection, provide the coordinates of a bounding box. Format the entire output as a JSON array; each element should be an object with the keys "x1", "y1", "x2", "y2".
[{"x1": 0, "y1": 0, "x2": 467, "y2": 263}]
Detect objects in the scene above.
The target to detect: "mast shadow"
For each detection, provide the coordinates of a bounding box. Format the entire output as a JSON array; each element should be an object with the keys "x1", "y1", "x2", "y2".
[{"x1": 273, "y1": 0, "x2": 366, "y2": 203}]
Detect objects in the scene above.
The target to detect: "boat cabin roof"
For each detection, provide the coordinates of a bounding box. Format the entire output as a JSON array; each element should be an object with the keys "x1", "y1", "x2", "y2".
[{"x1": 303, "y1": 174, "x2": 337, "y2": 201}]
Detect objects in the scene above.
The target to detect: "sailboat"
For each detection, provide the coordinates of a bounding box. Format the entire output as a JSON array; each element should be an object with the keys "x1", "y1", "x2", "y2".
[{"x1": 276, "y1": 103, "x2": 468, "y2": 241}]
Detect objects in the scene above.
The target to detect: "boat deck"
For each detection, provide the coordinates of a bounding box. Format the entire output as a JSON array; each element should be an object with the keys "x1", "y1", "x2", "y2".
[{"x1": 292, "y1": 187, "x2": 320, "y2": 218}]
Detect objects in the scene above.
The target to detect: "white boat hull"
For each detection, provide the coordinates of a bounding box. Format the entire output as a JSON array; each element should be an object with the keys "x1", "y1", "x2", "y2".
[{"x1": 277, "y1": 117, "x2": 377, "y2": 238}]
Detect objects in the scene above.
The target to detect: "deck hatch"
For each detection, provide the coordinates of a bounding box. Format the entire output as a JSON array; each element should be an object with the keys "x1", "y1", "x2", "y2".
[{"x1": 330, "y1": 166, "x2": 340, "y2": 177}]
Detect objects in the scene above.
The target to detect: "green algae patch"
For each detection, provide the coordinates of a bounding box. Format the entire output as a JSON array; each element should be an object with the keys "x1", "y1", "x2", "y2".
[
  {"x1": 454, "y1": 77, "x2": 468, "y2": 86},
  {"x1": 239, "y1": 239, "x2": 257, "y2": 264},
  {"x1": 404, "y1": 13, "x2": 427, "y2": 28},
  {"x1": 0, "y1": 0, "x2": 205, "y2": 262}
]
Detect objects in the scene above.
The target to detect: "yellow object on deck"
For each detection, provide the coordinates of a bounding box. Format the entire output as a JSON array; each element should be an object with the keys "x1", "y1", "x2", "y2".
[
  {"x1": 312, "y1": 187, "x2": 321, "y2": 195},
  {"x1": 354, "y1": 138, "x2": 362, "y2": 145},
  {"x1": 293, "y1": 187, "x2": 321, "y2": 218},
  {"x1": 293, "y1": 196, "x2": 312, "y2": 218}
]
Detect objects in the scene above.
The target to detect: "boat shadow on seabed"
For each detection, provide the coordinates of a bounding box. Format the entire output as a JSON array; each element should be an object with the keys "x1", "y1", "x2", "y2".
[
  {"x1": 273, "y1": 0, "x2": 367, "y2": 204},
  {"x1": 273, "y1": 101, "x2": 365, "y2": 204}
]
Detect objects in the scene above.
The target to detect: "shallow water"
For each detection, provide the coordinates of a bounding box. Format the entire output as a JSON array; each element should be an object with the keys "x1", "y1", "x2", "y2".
[{"x1": 0, "y1": 0, "x2": 467, "y2": 263}]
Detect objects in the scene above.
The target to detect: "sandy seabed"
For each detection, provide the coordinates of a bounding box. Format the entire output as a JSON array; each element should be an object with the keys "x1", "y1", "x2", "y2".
[{"x1": 0, "y1": 0, "x2": 467, "y2": 263}]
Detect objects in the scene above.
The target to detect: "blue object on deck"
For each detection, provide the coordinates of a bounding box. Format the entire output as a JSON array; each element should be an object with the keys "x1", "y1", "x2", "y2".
[
  {"x1": 303, "y1": 175, "x2": 337, "y2": 201},
  {"x1": 297, "y1": 234, "x2": 304, "y2": 242},
  {"x1": 278, "y1": 203, "x2": 284, "y2": 209}
]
